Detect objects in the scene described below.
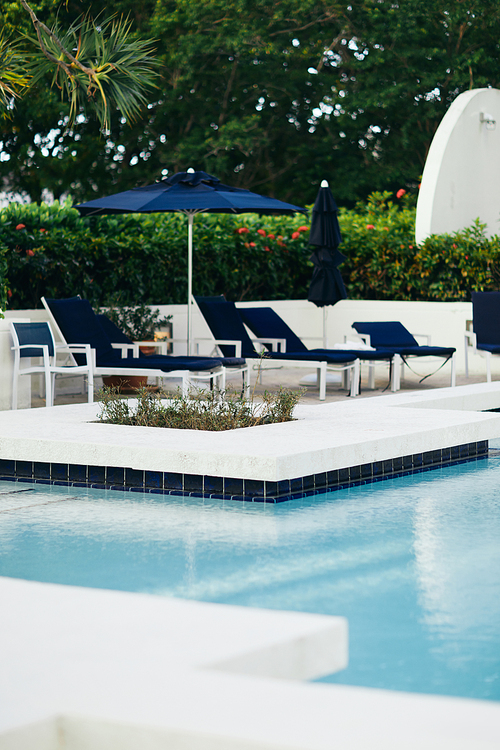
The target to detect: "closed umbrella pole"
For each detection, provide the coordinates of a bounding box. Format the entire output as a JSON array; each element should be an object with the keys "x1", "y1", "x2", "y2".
[{"x1": 307, "y1": 179, "x2": 347, "y2": 348}]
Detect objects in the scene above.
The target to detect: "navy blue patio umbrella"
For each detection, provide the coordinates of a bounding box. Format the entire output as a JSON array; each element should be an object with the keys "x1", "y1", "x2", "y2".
[
  {"x1": 76, "y1": 170, "x2": 306, "y2": 350},
  {"x1": 307, "y1": 180, "x2": 347, "y2": 347}
]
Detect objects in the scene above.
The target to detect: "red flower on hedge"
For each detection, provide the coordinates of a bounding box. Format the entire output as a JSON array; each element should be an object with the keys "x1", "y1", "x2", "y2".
[
  {"x1": 237, "y1": 227, "x2": 249, "y2": 234},
  {"x1": 15, "y1": 223, "x2": 25, "y2": 230},
  {"x1": 40, "y1": 228, "x2": 47, "y2": 233},
  {"x1": 257, "y1": 229, "x2": 266, "y2": 236},
  {"x1": 249, "y1": 241, "x2": 256, "y2": 247},
  {"x1": 298, "y1": 225, "x2": 309, "y2": 232},
  {"x1": 7, "y1": 289, "x2": 12, "y2": 298},
  {"x1": 291, "y1": 231, "x2": 300, "y2": 239},
  {"x1": 264, "y1": 246, "x2": 271, "y2": 252},
  {"x1": 26, "y1": 249, "x2": 35, "y2": 256},
  {"x1": 396, "y1": 189, "x2": 406, "y2": 199},
  {"x1": 267, "y1": 233, "x2": 275, "y2": 240},
  {"x1": 366, "y1": 224, "x2": 375, "y2": 230}
]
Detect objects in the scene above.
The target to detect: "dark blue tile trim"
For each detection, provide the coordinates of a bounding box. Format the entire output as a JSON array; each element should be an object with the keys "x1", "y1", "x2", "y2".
[{"x1": 0, "y1": 441, "x2": 490, "y2": 504}]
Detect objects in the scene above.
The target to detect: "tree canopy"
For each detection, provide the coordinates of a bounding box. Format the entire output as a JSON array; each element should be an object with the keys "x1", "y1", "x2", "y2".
[{"x1": 1, "y1": 0, "x2": 500, "y2": 205}]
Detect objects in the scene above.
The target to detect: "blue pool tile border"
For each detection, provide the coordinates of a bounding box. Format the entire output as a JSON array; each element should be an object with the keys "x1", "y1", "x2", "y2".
[{"x1": 0, "y1": 440, "x2": 490, "y2": 503}]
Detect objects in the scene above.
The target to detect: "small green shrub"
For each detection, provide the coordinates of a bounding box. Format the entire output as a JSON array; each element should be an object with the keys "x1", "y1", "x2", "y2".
[
  {"x1": 97, "y1": 385, "x2": 303, "y2": 431},
  {"x1": 99, "y1": 302, "x2": 172, "y2": 340}
]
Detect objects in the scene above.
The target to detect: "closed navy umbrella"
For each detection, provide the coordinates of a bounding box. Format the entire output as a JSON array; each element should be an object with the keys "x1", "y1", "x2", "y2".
[
  {"x1": 76, "y1": 170, "x2": 306, "y2": 350},
  {"x1": 307, "y1": 180, "x2": 347, "y2": 347}
]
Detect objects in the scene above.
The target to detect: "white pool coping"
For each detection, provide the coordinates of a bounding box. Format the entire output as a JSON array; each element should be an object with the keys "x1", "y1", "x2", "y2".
[
  {"x1": 1, "y1": 383, "x2": 500, "y2": 749},
  {"x1": 2, "y1": 382, "x2": 500, "y2": 480}
]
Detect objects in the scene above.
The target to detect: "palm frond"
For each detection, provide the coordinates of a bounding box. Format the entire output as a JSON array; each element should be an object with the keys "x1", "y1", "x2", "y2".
[
  {"x1": 0, "y1": 34, "x2": 30, "y2": 115},
  {"x1": 23, "y1": 12, "x2": 160, "y2": 131}
]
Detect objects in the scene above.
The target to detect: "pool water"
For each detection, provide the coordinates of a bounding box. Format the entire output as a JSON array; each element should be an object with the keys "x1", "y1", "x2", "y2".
[{"x1": 1, "y1": 457, "x2": 499, "y2": 701}]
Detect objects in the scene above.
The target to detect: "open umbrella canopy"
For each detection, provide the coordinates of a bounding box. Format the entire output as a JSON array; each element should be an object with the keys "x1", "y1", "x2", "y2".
[
  {"x1": 75, "y1": 171, "x2": 306, "y2": 349},
  {"x1": 75, "y1": 170, "x2": 305, "y2": 216}
]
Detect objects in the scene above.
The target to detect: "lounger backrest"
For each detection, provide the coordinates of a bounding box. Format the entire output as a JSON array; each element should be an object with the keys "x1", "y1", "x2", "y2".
[
  {"x1": 352, "y1": 321, "x2": 419, "y2": 348},
  {"x1": 238, "y1": 307, "x2": 308, "y2": 353},
  {"x1": 44, "y1": 297, "x2": 117, "y2": 364},
  {"x1": 11, "y1": 321, "x2": 55, "y2": 358},
  {"x1": 97, "y1": 314, "x2": 134, "y2": 344},
  {"x1": 195, "y1": 296, "x2": 257, "y2": 357},
  {"x1": 472, "y1": 292, "x2": 500, "y2": 345}
]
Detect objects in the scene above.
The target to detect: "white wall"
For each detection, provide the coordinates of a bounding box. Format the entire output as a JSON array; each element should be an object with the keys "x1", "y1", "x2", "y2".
[{"x1": 416, "y1": 88, "x2": 500, "y2": 243}]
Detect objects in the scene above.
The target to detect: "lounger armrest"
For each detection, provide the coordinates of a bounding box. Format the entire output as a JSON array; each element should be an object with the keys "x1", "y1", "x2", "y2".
[
  {"x1": 212, "y1": 339, "x2": 242, "y2": 358},
  {"x1": 300, "y1": 335, "x2": 323, "y2": 343},
  {"x1": 411, "y1": 333, "x2": 432, "y2": 345},
  {"x1": 348, "y1": 330, "x2": 372, "y2": 346},
  {"x1": 464, "y1": 329, "x2": 477, "y2": 348},
  {"x1": 252, "y1": 337, "x2": 287, "y2": 353},
  {"x1": 111, "y1": 342, "x2": 138, "y2": 358},
  {"x1": 57, "y1": 343, "x2": 94, "y2": 367},
  {"x1": 132, "y1": 340, "x2": 171, "y2": 355}
]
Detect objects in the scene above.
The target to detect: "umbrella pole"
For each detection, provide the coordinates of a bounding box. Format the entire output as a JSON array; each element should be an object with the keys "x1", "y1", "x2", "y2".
[
  {"x1": 187, "y1": 213, "x2": 194, "y2": 354},
  {"x1": 323, "y1": 306, "x2": 328, "y2": 348}
]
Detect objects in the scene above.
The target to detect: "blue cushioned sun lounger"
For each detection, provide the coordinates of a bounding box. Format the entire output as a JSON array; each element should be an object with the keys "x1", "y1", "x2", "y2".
[
  {"x1": 238, "y1": 306, "x2": 398, "y2": 391},
  {"x1": 195, "y1": 296, "x2": 361, "y2": 399},
  {"x1": 352, "y1": 321, "x2": 456, "y2": 388},
  {"x1": 42, "y1": 296, "x2": 240, "y2": 394},
  {"x1": 465, "y1": 292, "x2": 500, "y2": 381}
]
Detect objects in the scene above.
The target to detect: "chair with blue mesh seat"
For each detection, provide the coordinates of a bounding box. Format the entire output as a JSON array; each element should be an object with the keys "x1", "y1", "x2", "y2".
[
  {"x1": 195, "y1": 295, "x2": 361, "y2": 399},
  {"x1": 41, "y1": 296, "x2": 244, "y2": 395},
  {"x1": 465, "y1": 292, "x2": 500, "y2": 381},
  {"x1": 351, "y1": 321, "x2": 456, "y2": 389},
  {"x1": 10, "y1": 321, "x2": 94, "y2": 409}
]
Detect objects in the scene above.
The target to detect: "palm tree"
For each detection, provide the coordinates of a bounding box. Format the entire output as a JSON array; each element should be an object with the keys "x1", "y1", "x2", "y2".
[{"x1": 1, "y1": 1, "x2": 159, "y2": 131}]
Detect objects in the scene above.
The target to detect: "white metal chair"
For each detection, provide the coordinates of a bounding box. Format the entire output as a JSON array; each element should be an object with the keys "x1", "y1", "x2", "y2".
[{"x1": 10, "y1": 321, "x2": 94, "y2": 409}]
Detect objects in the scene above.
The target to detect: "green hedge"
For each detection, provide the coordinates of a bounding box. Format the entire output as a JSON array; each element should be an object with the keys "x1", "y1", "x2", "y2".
[{"x1": 1, "y1": 192, "x2": 500, "y2": 310}]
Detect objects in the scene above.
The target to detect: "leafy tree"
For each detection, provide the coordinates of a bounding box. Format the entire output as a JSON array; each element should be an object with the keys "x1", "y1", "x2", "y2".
[{"x1": 2, "y1": 0, "x2": 500, "y2": 205}]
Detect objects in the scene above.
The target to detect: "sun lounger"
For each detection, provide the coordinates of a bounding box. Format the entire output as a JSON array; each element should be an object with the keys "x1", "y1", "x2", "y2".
[
  {"x1": 41, "y1": 296, "x2": 238, "y2": 395},
  {"x1": 195, "y1": 296, "x2": 361, "y2": 399},
  {"x1": 352, "y1": 321, "x2": 456, "y2": 388}
]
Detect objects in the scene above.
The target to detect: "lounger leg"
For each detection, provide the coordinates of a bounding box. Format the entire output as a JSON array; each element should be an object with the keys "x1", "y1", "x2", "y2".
[
  {"x1": 11, "y1": 353, "x2": 20, "y2": 410},
  {"x1": 45, "y1": 369, "x2": 53, "y2": 407},
  {"x1": 391, "y1": 354, "x2": 402, "y2": 392},
  {"x1": 349, "y1": 360, "x2": 360, "y2": 397},
  {"x1": 367, "y1": 362, "x2": 375, "y2": 390},
  {"x1": 319, "y1": 363, "x2": 326, "y2": 401},
  {"x1": 181, "y1": 373, "x2": 190, "y2": 396},
  {"x1": 87, "y1": 370, "x2": 94, "y2": 403},
  {"x1": 464, "y1": 335, "x2": 469, "y2": 378},
  {"x1": 486, "y1": 352, "x2": 492, "y2": 383},
  {"x1": 244, "y1": 366, "x2": 251, "y2": 400},
  {"x1": 450, "y1": 353, "x2": 456, "y2": 387}
]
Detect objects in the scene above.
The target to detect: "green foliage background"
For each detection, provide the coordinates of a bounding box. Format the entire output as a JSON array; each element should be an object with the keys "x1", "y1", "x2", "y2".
[{"x1": 1, "y1": 193, "x2": 500, "y2": 311}]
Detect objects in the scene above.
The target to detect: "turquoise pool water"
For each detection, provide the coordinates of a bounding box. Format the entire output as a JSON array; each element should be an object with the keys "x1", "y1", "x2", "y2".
[{"x1": 1, "y1": 457, "x2": 499, "y2": 701}]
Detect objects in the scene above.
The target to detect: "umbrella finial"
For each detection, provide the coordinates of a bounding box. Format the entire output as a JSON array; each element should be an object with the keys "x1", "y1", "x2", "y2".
[
  {"x1": 187, "y1": 167, "x2": 195, "y2": 173},
  {"x1": 321, "y1": 179, "x2": 329, "y2": 188}
]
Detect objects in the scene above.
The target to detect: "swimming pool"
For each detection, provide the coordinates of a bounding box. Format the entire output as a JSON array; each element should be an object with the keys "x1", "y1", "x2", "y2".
[{"x1": 1, "y1": 456, "x2": 499, "y2": 702}]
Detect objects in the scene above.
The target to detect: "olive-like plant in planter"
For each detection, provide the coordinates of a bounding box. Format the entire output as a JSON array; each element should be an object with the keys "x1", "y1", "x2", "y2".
[{"x1": 100, "y1": 303, "x2": 173, "y2": 392}]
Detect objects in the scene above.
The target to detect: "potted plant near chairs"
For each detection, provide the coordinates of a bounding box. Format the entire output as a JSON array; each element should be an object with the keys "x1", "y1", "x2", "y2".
[{"x1": 99, "y1": 303, "x2": 172, "y2": 392}]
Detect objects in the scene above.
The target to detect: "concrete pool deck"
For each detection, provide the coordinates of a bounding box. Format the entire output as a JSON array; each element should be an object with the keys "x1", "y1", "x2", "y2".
[
  {"x1": 2, "y1": 382, "x2": 500, "y2": 748},
  {"x1": 2, "y1": 382, "x2": 500, "y2": 499}
]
